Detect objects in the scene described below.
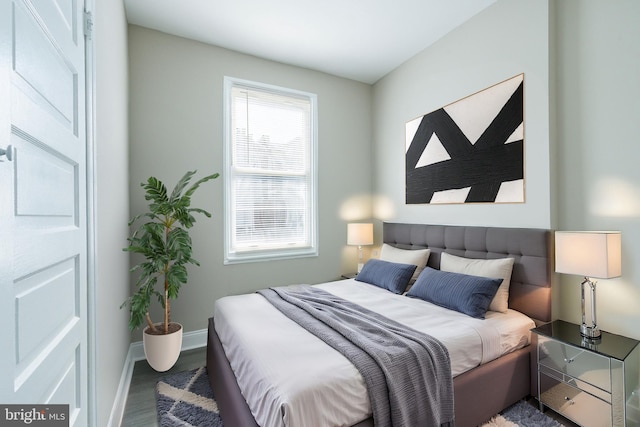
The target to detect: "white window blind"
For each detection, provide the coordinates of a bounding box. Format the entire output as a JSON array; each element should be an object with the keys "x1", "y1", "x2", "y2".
[{"x1": 224, "y1": 77, "x2": 317, "y2": 263}]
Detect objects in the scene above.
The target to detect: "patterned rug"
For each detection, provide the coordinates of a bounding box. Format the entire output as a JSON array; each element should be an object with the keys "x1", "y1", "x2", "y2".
[
  {"x1": 156, "y1": 367, "x2": 222, "y2": 427},
  {"x1": 156, "y1": 367, "x2": 562, "y2": 427}
]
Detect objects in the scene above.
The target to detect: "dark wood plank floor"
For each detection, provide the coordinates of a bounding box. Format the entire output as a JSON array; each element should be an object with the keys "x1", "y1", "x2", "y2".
[
  {"x1": 120, "y1": 346, "x2": 577, "y2": 427},
  {"x1": 121, "y1": 347, "x2": 207, "y2": 426}
]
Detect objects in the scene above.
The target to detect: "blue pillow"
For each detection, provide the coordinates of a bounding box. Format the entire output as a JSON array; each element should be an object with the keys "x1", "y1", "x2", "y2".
[
  {"x1": 355, "y1": 259, "x2": 417, "y2": 294},
  {"x1": 406, "y1": 267, "x2": 502, "y2": 319}
]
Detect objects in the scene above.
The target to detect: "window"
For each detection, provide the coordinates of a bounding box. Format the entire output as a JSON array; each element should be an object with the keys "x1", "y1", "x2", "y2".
[{"x1": 224, "y1": 77, "x2": 317, "y2": 263}]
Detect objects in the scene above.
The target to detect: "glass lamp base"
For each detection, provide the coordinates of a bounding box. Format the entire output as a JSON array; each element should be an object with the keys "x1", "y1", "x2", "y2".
[{"x1": 581, "y1": 323, "x2": 601, "y2": 340}]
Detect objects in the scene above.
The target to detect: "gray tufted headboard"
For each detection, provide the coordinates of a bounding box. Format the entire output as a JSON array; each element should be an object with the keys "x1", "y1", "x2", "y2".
[{"x1": 383, "y1": 222, "x2": 553, "y2": 324}]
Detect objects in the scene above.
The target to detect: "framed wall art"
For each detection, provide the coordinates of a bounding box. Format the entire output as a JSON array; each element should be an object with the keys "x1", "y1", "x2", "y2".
[{"x1": 405, "y1": 73, "x2": 524, "y2": 204}]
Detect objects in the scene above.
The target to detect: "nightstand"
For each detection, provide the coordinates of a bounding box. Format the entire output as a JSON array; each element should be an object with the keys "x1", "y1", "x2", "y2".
[{"x1": 532, "y1": 320, "x2": 640, "y2": 427}]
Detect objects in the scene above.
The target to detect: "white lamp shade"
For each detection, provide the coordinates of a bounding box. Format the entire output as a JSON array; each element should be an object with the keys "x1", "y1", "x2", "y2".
[
  {"x1": 347, "y1": 223, "x2": 373, "y2": 246},
  {"x1": 555, "y1": 231, "x2": 622, "y2": 278}
]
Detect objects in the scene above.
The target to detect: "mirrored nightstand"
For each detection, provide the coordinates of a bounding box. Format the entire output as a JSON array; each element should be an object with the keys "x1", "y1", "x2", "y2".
[{"x1": 532, "y1": 320, "x2": 640, "y2": 427}]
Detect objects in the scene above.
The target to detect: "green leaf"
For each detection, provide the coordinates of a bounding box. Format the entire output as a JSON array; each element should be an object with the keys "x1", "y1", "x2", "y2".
[
  {"x1": 183, "y1": 173, "x2": 219, "y2": 199},
  {"x1": 169, "y1": 170, "x2": 197, "y2": 202},
  {"x1": 188, "y1": 207, "x2": 212, "y2": 218},
  {"x1": 166, "y1": 264, "x2": 188, "y2": 299},
  {"x1": 142, "y1": 177, "x2": 168, "y2": 205}
]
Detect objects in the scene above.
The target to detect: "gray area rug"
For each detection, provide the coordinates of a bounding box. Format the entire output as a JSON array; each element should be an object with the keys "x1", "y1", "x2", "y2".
[
  {"x1": 156, "y1": 367, "x2": 563, "y2": 427},
  {"x1": 156, "y1": 367, "x2": 222, "y2": 427}
]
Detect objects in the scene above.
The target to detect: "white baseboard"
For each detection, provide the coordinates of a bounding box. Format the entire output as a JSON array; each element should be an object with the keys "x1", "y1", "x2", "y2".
[
  {"x1": 107, "y1": 327, "x2": 208, "y2": 427},
  {"x1": 180, "y1": 327, "x2": 208, "y2": 352},
  {"x1": 106, "y1": 346, "x2": 135, "y2": 427}
]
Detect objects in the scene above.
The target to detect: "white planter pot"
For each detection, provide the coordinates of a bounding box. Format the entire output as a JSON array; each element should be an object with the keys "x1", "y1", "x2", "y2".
[{"x1": 143, "y1": 323, "x2": 183, "y2": 372}]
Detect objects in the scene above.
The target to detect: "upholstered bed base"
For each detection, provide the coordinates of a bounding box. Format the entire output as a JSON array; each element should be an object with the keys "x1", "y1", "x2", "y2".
[
  {"x1": 206, "y1": 223, "x2": 552, "y2": 427},
  {"x1": 207, "y1": 317, "x2": 532, "y2": 427}
]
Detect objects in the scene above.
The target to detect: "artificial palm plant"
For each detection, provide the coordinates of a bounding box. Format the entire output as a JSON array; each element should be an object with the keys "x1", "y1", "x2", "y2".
[{"x1": 121, "y1": 170, "x2": 219, "y2": 335}]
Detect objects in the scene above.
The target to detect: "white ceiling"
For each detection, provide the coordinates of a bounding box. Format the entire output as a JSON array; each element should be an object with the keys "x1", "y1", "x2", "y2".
[{"x1": 124, "y1": 0, "x2": 495, "y2": 84}]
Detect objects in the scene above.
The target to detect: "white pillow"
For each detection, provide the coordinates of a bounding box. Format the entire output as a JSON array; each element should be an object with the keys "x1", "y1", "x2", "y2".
[
  {"x1": 439, "y1": 252, "x2": 515, "y2": 313},
  {"x1": 379, "y1": 244, "x2": 430, "y2": 284}
]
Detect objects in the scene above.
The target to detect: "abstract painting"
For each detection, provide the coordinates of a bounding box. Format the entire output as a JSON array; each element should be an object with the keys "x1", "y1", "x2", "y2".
[{"x1": 405, "y1": 74, "x2": 524, "y2": 204}]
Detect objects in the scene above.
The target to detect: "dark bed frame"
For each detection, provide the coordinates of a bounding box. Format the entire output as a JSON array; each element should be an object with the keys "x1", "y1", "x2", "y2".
[{"x1": 207, "y1": 223, "x2": 552, "y2": 427}]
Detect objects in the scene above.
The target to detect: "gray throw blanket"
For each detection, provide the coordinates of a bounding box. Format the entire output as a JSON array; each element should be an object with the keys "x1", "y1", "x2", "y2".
[{"x1": 258, "y1": 285, "x2": 454, "y2": 427}]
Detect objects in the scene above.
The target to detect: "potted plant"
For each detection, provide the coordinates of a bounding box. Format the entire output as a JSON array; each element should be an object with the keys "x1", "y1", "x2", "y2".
[{"x1": 121, "y1": 170, "x2": 219, "y2": 371}]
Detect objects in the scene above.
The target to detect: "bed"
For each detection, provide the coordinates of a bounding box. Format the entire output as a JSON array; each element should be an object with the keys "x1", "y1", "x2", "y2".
[{"x1": 207, "y1": 222, "x2": 552, "y2": 427}]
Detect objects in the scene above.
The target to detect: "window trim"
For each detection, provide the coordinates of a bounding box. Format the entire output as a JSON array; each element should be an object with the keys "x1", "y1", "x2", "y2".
[{"x1": 223, "y1": 76, "x2": 318, "y2": 264}]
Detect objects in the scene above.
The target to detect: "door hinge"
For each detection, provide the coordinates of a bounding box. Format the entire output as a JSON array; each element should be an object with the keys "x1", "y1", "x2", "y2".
[{"x1": 84, "y1": 10, "x2": 93, "y2": 39}]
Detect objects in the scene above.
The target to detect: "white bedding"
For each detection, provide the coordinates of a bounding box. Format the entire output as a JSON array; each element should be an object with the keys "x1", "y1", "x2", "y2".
[{"x1": 214, "y1": 279, "x2": 535, "y2": 427}]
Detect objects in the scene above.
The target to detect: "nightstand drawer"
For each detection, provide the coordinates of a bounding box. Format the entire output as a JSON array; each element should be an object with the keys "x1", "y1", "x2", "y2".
[
  {"x1": 539, "y1": 336, "x2": 611, "y2": 392},
  {"x1": 539, "y1": 364, "x2": 611, "y2": 403},
  {"x1": 540, "y1": 372, "x2": 612, "y2": 427}
]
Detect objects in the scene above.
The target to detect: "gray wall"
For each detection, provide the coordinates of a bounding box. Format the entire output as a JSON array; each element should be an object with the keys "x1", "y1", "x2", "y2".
[
  {"x1": 554, "y1": 0, "x2": 640, "y2": 340},
  {"x1": 94, "y1": 0, "x2": 131, "y2": 425},
  {"x1": 128, "y1": 26, "x2": 373, "y2": 339}
]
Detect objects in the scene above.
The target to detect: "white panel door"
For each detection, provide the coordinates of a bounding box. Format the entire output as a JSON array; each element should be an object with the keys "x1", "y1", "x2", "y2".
[{"x1": 0, "y1": 0, "x2": 89, "y2": 425}]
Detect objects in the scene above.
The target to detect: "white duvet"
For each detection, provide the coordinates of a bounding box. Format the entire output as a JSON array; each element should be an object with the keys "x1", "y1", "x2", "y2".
[{"x1": 214, "y1": 279, "x2": 535, "y2": 427}]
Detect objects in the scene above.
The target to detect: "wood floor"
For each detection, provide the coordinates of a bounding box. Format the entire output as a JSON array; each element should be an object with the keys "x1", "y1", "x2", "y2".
[
  {"x1": 121, "y1": 347, "x2": 207, "y2": 427},
  {"x1": 120, "y1": 346, "x2": 577, "y2": 427}
]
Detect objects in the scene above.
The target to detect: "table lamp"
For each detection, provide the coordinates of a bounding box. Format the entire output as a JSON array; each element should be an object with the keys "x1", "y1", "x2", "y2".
[
  {"x1": 555, "y1": 231, "x2": 621, "y2": 340},
  {"x1": 347, "y1": 223, "x2": 373, "y2": 273}
]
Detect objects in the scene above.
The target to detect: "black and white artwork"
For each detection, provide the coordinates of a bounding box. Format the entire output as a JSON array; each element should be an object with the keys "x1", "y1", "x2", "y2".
[{"x1": 405, "y1": 74, "x2": 524, "y2": 204}]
